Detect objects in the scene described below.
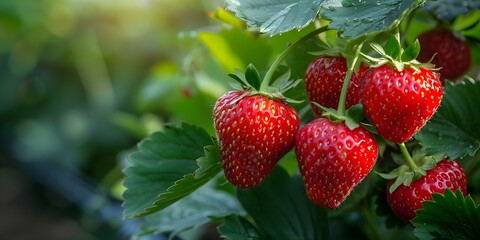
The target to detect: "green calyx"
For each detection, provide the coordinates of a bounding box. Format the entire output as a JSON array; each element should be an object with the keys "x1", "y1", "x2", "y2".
[
  {"x1": 313, "y1": 102, "x2": 364, "y2": 130},
  {"x1": 228, "y1": 63, "x2": 302, "y2": 103},
  {"x1": 360, "y1": 33, "x2": 436, "y2": 72},
  {"x1": 378, "y1": 145, "x2": 442, "y2": 193}
]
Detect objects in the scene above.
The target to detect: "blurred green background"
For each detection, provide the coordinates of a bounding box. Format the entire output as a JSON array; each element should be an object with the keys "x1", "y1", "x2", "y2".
[{"x1": 0, "y1": 0, "x2": 229, "y2": 239}]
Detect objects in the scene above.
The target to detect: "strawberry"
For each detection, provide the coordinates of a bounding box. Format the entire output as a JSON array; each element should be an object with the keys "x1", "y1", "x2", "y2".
[
  {"x1": 305, "y1": 56, "x2": 368, "y2": 116},
  {"x1": 361, "y1": 65, "x2": 443, "y2": 143},
  {"x1": 417, "y1": 28, "x2": 471, "y2": 81},
  {"x1": 386, "y1": 159, "x2": 467, "y2": 222},
  {"x1": 294, "y1": 117, "x2": 378, "y2": 208},
  {"x1": 213, "y1": 90, "x2": 299, "y2": 188}
]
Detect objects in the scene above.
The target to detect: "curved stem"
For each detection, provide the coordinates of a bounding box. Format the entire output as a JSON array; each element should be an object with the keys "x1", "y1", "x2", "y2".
[
  {"x1": 465, "y1": 150, "x2": 480, "y2": 177},
  {"x1": 337, "y1": 41, "x2": 364, "y2": 116},
  {"x1": 398, "y1": 143, "x2": 419, "y2": 171},
  {"x1": 361, "y1": 204, "x2": 381, "y2": 240},
  {"x1": 259, "y1": 26, "x2": 330, "y2": 92}
]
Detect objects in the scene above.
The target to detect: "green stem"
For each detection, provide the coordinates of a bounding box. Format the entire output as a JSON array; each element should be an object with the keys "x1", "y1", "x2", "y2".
[
  {"x1": 259, "y1": 26, "x2": 329, "y2": 92},
  {"x1": 398, "y1": 143, "x2": 419, "y2": 171},
  {"x1": 336, "y1": 42, "x2": 364, "y2": 116},
  {"x1": 465, "y1": 150, "x2": 480, "y2": 177},
  {"x1": 361, "y1": 204, "x2": 381, "y2": 240}
]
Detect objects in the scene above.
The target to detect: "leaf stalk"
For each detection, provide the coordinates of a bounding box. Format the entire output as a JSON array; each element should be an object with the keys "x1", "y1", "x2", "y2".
[
  {"x1": 398, "y1": 142, "x2": 419, "y2": 171},
  {"x1": 260, "y1": 26, "x2": 330, "y2": 92},
  {"x1": 337, "y1": 41, "x2": 364, "y2": 116}
]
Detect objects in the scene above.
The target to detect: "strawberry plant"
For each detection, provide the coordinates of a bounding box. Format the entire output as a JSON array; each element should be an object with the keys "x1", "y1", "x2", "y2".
[{"x1": 122, "y1": 0, "x2": 480, "y2": 239}]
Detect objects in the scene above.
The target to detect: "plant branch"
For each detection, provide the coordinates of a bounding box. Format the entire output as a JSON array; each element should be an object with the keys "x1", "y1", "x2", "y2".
[
  {"x1": 259, "y1": 26, "x2": 329, "y2": 92},
  {"x1": 337, "y1": 41, "x2": 364, "y2": 116},
  {"x1": 398, "y1": 143, "x2": 419, "y2": 171}
]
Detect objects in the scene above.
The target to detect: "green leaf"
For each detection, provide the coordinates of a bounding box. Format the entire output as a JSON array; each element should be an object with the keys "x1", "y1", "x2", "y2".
[
  {"x1": 415, "y1": 80, "x2": 480, "y2": 159},
  {"x1": 226, "y1": 0, "x2": 323, "y2": 36},
  {"x1": 385, "y1": 36, "x2": 401, "y2": 59},
  {"x1": 228, "y1": 73, "x2": 249, "y2": 87},
  {"x1": 412, "y1": 189, "x2": 480, "y2": 239},
  {"x1": 421, "y1": 0, "x2": 480, "y2": 22},
  {"x1": 194, "y1": 145, "x2": 222, "y2": 179},
  {"x1": 237, "y1": 167, "x2": 329, "y2": 240},
  {"x1": 122, "y1": 123, "x2": 221, "y2": 218},
  {"x1": 346, "y1": 103, "x2": 364, "y2": 123},
  {"x1": 401, "y1": 39, "x2": 420, "y2": 62},
  {"x1": 245, "y1": 63, "x2": 262, "y2": 90},
  {"x1": 138, "y1": 186, "x2": 245, "y2": 238},
  {"x1": 218, "y1": 215, "x2": 263, "y2": 240},
  {"x1": 321, "y1": 0, "x2": 423, "y2": 40}
]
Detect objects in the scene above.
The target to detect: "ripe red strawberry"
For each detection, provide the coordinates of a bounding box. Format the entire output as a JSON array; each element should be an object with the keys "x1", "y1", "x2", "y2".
[
  {"x1": 213, "y1": 91, "x2": 299, "y2": 188},
  {"x1": 417, "y1": 28, "x2": 471, "y2": 81},
  {"x1": 305, "y1": 56, "x2": 368, "y2": 116},
  {"x1": 361, "y1": 65, "x2": 443, "y2": 143},
  {"x1": 386, "y1": 159, "x2": 467, "y2": 222},
  {"x1": 295, "y1": 117, "x2": 378, "y2": 208}
]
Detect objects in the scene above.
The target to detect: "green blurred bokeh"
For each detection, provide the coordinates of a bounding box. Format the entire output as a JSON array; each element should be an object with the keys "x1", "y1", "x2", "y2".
[{"x1": 0, "y1": 0, "x2": 227, "y2": 239}]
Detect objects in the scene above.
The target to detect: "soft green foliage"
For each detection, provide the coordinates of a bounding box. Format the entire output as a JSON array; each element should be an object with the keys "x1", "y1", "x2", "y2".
[
  {"x1": 122, "y1": 123, "x2": 221, "y2": 218},
  {"x1": 237, "y1": 167, "x2": 329, "y2": 240},
  {"x1": 138, "y1": 186, "x2": 244, "y2": 238},
  {"x1": 415, "y1": 80, "x2": 480, "y2": 159},
  {"x1": 218, "y1": 215, "x2": 262, "y2": 240},
  {"x1": 412, "y1": 189, "x2": 480, "y2": 239}
]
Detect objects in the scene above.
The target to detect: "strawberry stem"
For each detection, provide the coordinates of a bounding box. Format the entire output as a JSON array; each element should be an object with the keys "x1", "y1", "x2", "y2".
[
  {"x1": 465, "y1": 149, "x2": 480, "y2": 177},
  {"x1": 337, "y1": 42, "x2": 364, "y2": 116},
  {"x1": 259, "y1": 26, "x2": 329, "y2": 92},
  {"x1": 398, "y1": 143, "x2": 419, "y2": 171},
  {"x1": 361, "y1": 205, "x2": 381, "y2": 240}
]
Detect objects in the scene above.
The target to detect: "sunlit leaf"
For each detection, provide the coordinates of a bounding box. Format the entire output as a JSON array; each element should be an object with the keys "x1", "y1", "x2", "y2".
[
  {"x1": 122, "y1": 123, "x2": 221, "y2": 218},
  {"x1": 226, "y1": 0, "x2": 323, "y2": 36},
  {"x1": 198, "y1": 28, "x2": 273, "y2": 72}
]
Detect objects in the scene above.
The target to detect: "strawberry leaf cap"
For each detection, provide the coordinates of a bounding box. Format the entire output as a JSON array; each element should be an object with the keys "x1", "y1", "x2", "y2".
[
  {"x1": 378, "y1": 150, "x2": 441, "y2": 193},
  {"x1": 361, "y1": 35, "x2": 436, "y2": 72},
  {"x1": 311, "y1": 102, "x2": 364, "y2": 130},
  {"x1": 229, "y1": 63, "x2": 302, "y2": 103}
]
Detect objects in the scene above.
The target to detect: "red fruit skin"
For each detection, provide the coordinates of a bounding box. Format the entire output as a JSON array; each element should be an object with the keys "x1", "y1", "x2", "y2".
[
  {"x1": 213, "y1": 91, "x2": 300, "y2": 188},
  {"x1": 295, "y1": 118, "x2": 378, "y2": 208},
  {"x1": 386, "y1": 159, "x2": 467, "y2": 222},
  {"x1": 305, "y1": 56, "x2": 368, "y2": 116},
  {"x1": 417, "y1": 28, "x2": 471, "y2": 81},
  {"x1": 361, "y1": 65, "x2": 443, "y2": 143}
]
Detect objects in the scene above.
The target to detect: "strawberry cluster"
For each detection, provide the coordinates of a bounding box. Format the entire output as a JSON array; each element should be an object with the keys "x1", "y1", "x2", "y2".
[{"x1": 212, "y1": 32, "x2": 469, "y2": 223}]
